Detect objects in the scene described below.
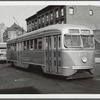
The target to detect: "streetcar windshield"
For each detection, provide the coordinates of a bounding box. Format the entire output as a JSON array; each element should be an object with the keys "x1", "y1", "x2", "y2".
[
  {"x1": 64, "y1": 34, "x2": 94, "y2": 48},
  {"x1": 81, "y1": 35, "x2": 94, "y2": 48},
  {"x1": 64, "y1": 35, "x2": 81, "y2": 48}
]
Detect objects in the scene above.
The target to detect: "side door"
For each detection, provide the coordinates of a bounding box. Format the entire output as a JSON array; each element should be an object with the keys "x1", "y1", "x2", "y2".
[
  {"x1": 17, "y1": 42, "x2": 22, "y2": 66},
  {"x1": 45, "y1": 35, "x2": 62, "y2": 74},
  {"x1": 53, "y1": 35, "x2": 61, "y2": 74},
  {"x1": 45, "y1": 36, "x2": 52, "y2": 72}
]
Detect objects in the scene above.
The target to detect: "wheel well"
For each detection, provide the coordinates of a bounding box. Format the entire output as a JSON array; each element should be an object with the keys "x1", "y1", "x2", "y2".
[{"x1": 28, "y1": 64, "x2": 44, "y2": 73}]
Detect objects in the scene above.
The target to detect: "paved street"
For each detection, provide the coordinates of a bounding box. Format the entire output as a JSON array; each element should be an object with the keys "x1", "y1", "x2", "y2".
[{"x1": 0, "y1": 63, "x2": 99, "y2": 94}]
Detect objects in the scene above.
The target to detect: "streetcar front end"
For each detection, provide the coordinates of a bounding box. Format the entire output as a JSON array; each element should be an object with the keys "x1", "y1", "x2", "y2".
[{"x1": 62, "y1": 28, "x2": 95, "y2": 79}]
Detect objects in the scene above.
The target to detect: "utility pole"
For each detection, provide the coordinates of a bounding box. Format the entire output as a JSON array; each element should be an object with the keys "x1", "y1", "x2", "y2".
[{"x1": 13, "y1": 17, "x2": 20, "y2": 26}]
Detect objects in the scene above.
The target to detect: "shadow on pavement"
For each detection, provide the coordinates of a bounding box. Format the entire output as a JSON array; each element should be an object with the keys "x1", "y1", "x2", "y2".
[{"x1": 0, "y1": 86, "x2": 41, "y2": 94}]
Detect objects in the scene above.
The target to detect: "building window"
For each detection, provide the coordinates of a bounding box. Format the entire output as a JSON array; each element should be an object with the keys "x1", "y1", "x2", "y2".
[
  {"x1": 32, "y1": 21, "x2": 34, "y2": 30},
  {"x1": 50, "y1": 12, "x2": 53, "y2": 20},
  {"x1": 69, "y1": 7, "x2": 74, "y2": 15},
  {"x1": 46, "y1": 14, "x2": 49, "y2": 22},
  {"x1": 42, "y1": 16, "x2": 44, "y2": 23},
  {"x1": 35, "y1": 20, "x2": 37, "y2": 29},
  {"x1": 38, "y1": 17, "x2": 41, "y2": 24},
  {"x1": 27, "y1": 22, "x2": 29, "y2": 25},
  {"x1": 29, "y1": 21, "x2": 32, "y2": 31},
  {"x1": 90, "y1": 10, "x2": 93, "y2": 16},
  {"x1": 27, "y1": 22, "x2": 30, "y2": 32},
  {"x1": 61, "y1": 8, "x2": 64, "y2": 16},
  {"x1": 55, "y1": 21, "x2": 59, "y2": 24},
  {"x1": 55, "y1": 10, "x2": 59, "y2": 18},
  {"x1": 61, "y1": 19, "x2": 64, "y2": 24}
]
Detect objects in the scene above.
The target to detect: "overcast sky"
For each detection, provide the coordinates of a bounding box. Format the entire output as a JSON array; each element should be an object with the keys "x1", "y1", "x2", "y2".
[{"x1": 0, "y1": 4, "x2": 47, "y2": 31}]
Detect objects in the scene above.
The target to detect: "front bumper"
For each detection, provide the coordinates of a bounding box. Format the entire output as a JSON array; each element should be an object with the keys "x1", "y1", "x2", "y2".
[{"x1": 73, "y1": 66, "x2": 93, "y2": 69}]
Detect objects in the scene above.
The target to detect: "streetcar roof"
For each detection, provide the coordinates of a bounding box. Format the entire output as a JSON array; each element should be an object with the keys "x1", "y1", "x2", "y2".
[{"x1": 7, "y1": 24, "x2": 93, "y2": 43}]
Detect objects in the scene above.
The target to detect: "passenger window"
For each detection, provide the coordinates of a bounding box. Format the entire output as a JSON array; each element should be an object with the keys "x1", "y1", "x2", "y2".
[
  {"x1": 54, "y1": 36, "x2": 57, "y2": 48},
  {"x1": 38, "y1": 38, "x2": 42, "y2": 49},
  {"x1": 58, "y1": 36, "x2": 61, "y2": 48},
  {"x1": 27, "y1": 40, "x2": 29, "y2": 50},
  {"x1": 16, "y1": 43, "x2": 19, "y2": 51},
  {"x1": 46, "y1": 37, "x2": 48, "y2": 49},
  {"x1": 24, "y1": 41, "x2": 26, "y2": 50},
  {"x1": 11, "y1": 44, "x2": 12, "y2": 51},
  {"x1": 14, "y1": 43, "x2": 16, "y2": 51},
  {"x1": 30, "y1": 39, "x2": 33, "y2": 50},
  {"x1": 18, "y1": 43, "x2": 21, "y2": 51},
  {"x1": 49, "y1": 37, "x2": 52, "y2": 49},
  {"x1": 20, "y1": 43, "x2": 22, "y2": 51},
  {"x1": 7, "y1": 44, "x2": 9, "y2": 51},
  {"x1": 64, "y1": 35, "x2": 71, "y2": 47},
  {"x1": 34, "y1": 39, "x2": 37, "y2": 49},
  {"x1": 9, "y1": 44, "x2": 11, "y2": 51},
  {"x1": 11, "y1": 44, "x2": 13, "y2": 51}
]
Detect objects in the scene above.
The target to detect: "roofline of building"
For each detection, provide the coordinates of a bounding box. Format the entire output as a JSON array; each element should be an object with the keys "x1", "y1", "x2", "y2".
[{"x1": 25, "y1": 5, "x2": 65, "y2": 21}]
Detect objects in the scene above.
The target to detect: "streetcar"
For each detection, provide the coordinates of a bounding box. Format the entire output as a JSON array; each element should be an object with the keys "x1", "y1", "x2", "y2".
[
  {"x1": 7, "y1": 24, "x2": 95, "y2": 79},
  {"x1": 0, "y1": 43, "x2": 7, "y2": 62}
]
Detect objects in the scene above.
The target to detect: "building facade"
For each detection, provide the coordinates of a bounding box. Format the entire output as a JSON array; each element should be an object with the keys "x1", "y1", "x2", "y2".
[
  {"x1": 3, "y1": 23, "x2": 26, "y2": 42},
  {"x1": 3, "y1": 28, "x2": 9, "y2": 42},
  {"x1": 0, "y1": 23, "x2": 6, "y2": 42},
  {"x1": 26, "y1": 5, "x2": 100, "y2": 32},
  {"x1": 26, "y1": 6, "x2": 66, "y2": 32}
]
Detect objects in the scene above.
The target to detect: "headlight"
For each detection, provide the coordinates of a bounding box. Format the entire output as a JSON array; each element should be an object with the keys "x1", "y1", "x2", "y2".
[{"x1": 82, "y1": 57, "x2": 87, "y2": 63}]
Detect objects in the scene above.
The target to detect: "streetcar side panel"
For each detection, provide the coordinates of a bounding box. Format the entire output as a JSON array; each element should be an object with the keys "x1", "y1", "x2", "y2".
[
  {"x1": 7, "y1": 30, "x2": 62, "y2": 75},
  {"x1": 21, "y1": 50, "x2": 45, "y2": 67}
]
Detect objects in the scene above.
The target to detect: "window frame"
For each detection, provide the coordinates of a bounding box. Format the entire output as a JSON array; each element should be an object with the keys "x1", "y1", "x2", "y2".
[
  {"x1": 90, "y1": 10, "x2": 93, "y2": 16},
  {"x1": 69, "y1": 7, "x2": 74, "y2": 15}
]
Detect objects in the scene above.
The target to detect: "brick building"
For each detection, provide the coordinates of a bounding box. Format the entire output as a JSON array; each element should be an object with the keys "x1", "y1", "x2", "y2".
[
  {"x1": 26, "y1": 6, "x2": 66, "y2": 32},
  {"x1": 26, "y1": 5, "x2": 100, "y2": 33}
]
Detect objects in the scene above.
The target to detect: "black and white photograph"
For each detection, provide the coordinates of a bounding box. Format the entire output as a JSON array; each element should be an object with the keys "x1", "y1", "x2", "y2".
[{"x1": 0, "y1": 1, "x2": 100, "y2": 97}]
